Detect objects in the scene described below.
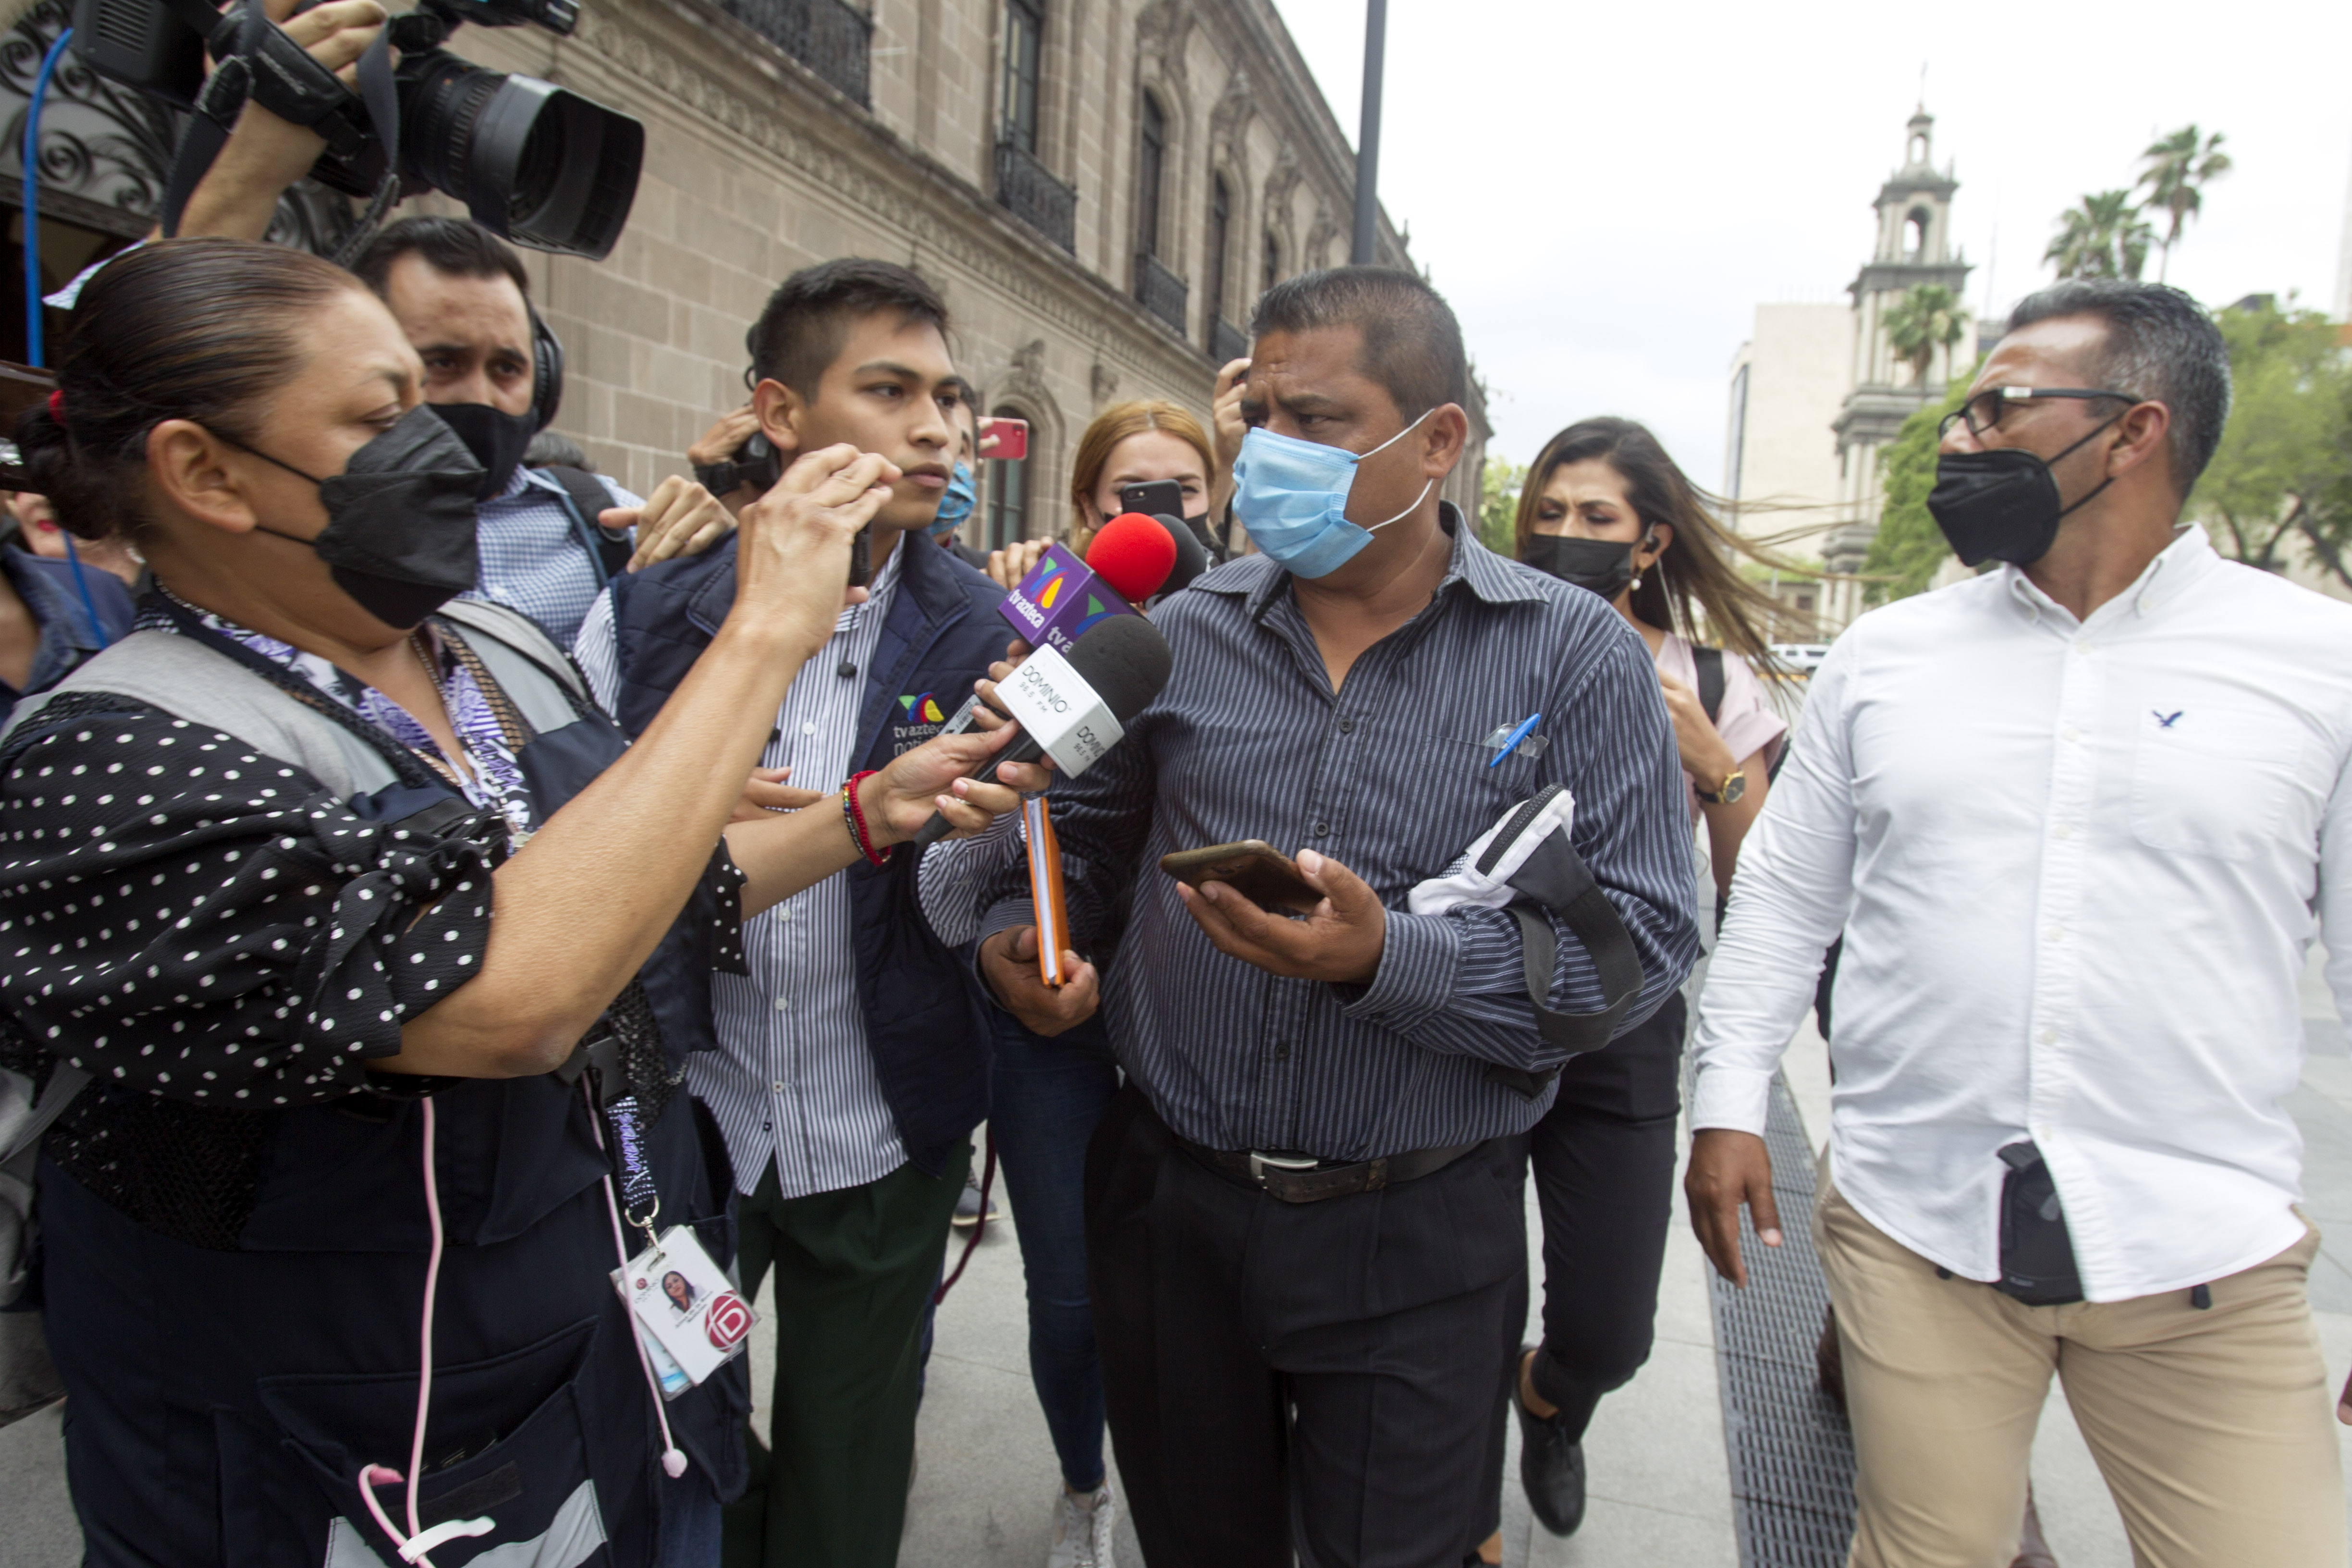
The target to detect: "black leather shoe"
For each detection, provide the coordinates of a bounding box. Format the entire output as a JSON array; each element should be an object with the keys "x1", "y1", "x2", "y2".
[{"x1": 1513, "y1": 1350, "x2": 1587, "y2": 1537}]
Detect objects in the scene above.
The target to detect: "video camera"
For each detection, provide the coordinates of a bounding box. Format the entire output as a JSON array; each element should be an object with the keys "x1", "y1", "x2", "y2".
[{"x1": 69, "y1": 0, "x2": 642, "y2": 258}]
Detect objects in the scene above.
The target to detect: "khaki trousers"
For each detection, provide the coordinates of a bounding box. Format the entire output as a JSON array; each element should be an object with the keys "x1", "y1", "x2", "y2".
[{"x1": 1813, "y1": 1177, "x2": 2344, "y2": 1568}]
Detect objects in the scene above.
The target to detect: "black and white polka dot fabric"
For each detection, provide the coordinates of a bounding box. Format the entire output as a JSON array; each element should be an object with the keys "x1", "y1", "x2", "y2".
[{"x1": 0, "y1": 706, "x2": 505, "y2": 1108}]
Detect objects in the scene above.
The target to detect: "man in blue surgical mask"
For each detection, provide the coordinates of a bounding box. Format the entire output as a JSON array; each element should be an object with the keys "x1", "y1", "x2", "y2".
[{"x1": 927, "y1": 267, "x2": 1696, "y2": 1568}]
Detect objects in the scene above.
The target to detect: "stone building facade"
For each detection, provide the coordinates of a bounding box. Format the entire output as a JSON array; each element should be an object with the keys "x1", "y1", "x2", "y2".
[
  {"x1": 421, "y1": 0, "x2": 1488, "y2": 546},
  {"x1": 0, "y1": 0, "x2": 1485, "y2": 548}
]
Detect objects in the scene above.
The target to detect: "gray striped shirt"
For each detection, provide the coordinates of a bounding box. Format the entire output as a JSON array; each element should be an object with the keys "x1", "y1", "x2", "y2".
[
  {"x1": 939, "y1": 506, "x2": 1699, "y2": 1159},
  {"x1": 575, "y1": 542, "x2": 907, "y2": 1200}
]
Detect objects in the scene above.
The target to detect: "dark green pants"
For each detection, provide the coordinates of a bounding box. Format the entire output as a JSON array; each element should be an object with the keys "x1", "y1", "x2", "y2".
[{"x1": 721, "y1": 1145, "x2": 969, "y2": 1568}]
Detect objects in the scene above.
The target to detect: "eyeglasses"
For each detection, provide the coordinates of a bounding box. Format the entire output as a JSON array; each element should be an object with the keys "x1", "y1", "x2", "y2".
[{"x1": 1937, "y1": 387, "x2": 2141, "y2": 442}]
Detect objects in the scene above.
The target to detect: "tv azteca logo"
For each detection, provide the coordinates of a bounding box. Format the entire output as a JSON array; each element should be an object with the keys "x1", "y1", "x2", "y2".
[
  {"x1": 898, "y1": 691, "x2": 945, "y2": 724},
  {"x1": 1023, "y1": 556, "x2": 1120, "y2": 637}
]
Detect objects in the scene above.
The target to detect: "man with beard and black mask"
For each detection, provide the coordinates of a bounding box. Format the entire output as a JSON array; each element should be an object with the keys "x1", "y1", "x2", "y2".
[
  {"x1": 347, "y1": 219, "x2": 734, "y2": 645},
  {"x1": 1686, "y1": 279, "x2": 2352, "y2": 1568}
]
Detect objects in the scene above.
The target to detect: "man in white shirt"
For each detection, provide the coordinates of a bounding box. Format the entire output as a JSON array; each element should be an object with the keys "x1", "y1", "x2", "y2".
[{"x1": 1686, "y1": 278, "x2": 2351, "y2": 1568}]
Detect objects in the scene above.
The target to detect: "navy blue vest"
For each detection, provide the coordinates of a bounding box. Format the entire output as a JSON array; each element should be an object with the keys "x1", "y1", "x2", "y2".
[{"x1": 608, "y1": 534, "x2": 1008, "y2": 1177}]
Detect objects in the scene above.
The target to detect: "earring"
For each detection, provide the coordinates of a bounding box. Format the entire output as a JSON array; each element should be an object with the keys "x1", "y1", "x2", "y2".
[{"x1": 1629, "y1": 575, "x2": 1643, "y2": 592}]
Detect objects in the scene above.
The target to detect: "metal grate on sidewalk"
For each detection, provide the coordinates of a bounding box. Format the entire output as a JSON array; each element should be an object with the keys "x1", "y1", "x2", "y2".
[{"x1": 1705, "y1": 1071, "x2": 1856, "y2": 1567}]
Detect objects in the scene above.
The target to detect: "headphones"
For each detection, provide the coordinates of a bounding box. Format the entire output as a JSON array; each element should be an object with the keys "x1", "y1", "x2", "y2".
[{"x1": 528, "y1": 305, "x2": 564, "y2": 434}]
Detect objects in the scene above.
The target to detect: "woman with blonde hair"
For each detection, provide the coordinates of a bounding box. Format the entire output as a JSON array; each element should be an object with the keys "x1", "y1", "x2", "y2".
[
  {"x1": 1502, "y1": 416, "x2": 1796, "y2": 1542},
  {"x1": 986, "y1": 398, "x2": 1222, "y2": 589}
]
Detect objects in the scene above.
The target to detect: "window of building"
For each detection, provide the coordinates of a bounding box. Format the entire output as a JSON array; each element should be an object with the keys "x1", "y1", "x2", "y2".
[
  {"x1": 1002, "y1": 0, "x2": 1043, "y2": 154},
  {"x1": 1203, "y1": 174, "x2": 1231, "y2": 342},
  {"x1": 1136, "y1": 93, "x2": 1165, "y2": 260},
  {"x1": 986, "y1": 406, "x2": 1029, "y2": 548},
  {"x1": 1262, "y1": 230, "x2": 1279, "y2": 296}
]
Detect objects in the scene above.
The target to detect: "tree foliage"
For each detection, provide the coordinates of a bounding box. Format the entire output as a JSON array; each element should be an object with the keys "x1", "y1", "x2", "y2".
[
  {"x1": 1862, "y1": 376, "x2": 1975, "y2": 604},
  {"x1": 2190, "y1": 300, "x2": 2352, "y2": 580},
  {"x1": 2045, "y1": 190, "x2": 2154, "y2": 282},
  {"x1": 1882, "y1": 284, "x2": 1969, "y2": 387},
  {"x1": 1479, "y1": 455, "x2": 1526, "y2": 557},
  {"x1": 2137, "y1": 125, "x2": 2230, "y2": 283}
]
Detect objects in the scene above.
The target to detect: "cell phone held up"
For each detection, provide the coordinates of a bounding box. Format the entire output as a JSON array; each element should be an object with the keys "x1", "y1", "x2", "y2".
[
  {"x1": 1118, "y1": 479, "x2": 1185, "y2": 521},
  {"x1": 980, "y1": 416, "x2": 1029, "y2": 462},
  {"x1": 1159, "y1": 840, "x2": 1321, "y2": 915}
]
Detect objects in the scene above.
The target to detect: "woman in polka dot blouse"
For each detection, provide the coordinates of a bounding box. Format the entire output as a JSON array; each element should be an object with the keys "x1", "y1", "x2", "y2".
[{"x1": 0, "y1": 241, "x2": 1044, "y2": 1565}]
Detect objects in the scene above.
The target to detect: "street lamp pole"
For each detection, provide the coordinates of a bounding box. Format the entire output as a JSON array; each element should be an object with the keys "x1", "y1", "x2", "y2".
[{"x1": 1349, "y1": 0, "x2": 1386, "y2": 265}]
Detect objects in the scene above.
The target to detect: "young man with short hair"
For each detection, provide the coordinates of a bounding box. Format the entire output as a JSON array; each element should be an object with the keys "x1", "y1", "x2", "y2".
[
  {"x1": 573, "y1": 259, "x2": 1021, "y2": 1567},
  {"x1": 1688, "y1": 278, "x2": 2352, "y2": 1567}
]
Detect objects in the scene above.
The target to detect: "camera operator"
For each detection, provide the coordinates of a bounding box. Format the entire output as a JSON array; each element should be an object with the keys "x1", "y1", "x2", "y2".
[{"x1": 160, "y1": 2, "x2": 733, "y2": 644}]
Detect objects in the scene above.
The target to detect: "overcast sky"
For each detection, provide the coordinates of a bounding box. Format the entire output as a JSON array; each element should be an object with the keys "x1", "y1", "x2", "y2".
[{"x1": 1268, "y1": 0, "x2": 2352, "y2": 492}]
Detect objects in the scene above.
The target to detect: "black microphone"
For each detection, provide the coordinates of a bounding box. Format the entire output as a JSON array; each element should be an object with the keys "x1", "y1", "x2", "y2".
[
  {"x1": 1149, "y1": 512, "x2": 1210, "y2": 597},
  {"x1": 908, "y1": 615, "x2": 1173, "y2": 847}
]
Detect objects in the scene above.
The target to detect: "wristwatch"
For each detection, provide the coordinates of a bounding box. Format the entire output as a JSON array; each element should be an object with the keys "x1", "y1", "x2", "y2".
[{"x1": 1695, "y1": 768, "x2": 1746, "y2": 805}]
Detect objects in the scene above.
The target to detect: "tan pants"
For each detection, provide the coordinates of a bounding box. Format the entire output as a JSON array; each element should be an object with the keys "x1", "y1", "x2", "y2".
[{"x1": 1813, "y1": 1177, "x2": 2344, "y2": 1568}]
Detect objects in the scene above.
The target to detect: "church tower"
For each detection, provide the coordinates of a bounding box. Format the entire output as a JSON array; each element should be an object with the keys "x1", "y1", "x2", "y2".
[{"x1": 1822, "y1": 107, "x2": 1972, "y2": 624}]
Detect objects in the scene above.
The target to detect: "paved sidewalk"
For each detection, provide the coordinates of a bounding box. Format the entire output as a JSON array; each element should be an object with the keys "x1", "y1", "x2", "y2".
[{"x1": 11, "y1": 957, "x2": 2352, "y2": 1563}]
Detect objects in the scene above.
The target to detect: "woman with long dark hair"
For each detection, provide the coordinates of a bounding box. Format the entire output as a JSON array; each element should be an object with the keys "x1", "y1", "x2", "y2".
[
  {"x1": 0, "y1": 238, "x2": 1037, "y2": 1567},
  {"x1": 1505, "y1": 416, "x2": 1792, "y2": 1538}
]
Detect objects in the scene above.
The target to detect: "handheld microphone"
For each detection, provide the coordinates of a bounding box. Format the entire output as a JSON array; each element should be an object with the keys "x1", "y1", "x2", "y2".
[
  {"x1": 1087, "y1": 510, "x2": 1208, "y2": 599},
  {"x1": 1084, "y1": 513, "x2": 1177, "y2": 600},
  {"x1": 1144, "y1": 511, "x2": 1210, "y2": 595},
  {"x1": 909, "y1": 614, "x2": 1173, "y2": 847}
]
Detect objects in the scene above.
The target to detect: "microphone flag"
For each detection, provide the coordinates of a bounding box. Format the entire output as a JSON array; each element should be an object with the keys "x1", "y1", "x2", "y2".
[
  {"x1": 993, "y1": 642, "x2": 1125, "y2": 776},
  {"x1": 998, "y1": 542, "x2": 1141, "y2": 658}
]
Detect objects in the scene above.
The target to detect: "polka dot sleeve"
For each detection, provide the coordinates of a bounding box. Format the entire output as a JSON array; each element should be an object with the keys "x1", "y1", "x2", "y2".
[{"x1": 0, "y1": 709, "x2": 505, "y2": 1107}]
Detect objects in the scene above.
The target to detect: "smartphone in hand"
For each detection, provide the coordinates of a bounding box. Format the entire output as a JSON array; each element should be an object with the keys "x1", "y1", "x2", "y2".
[
  {"x1": 979, "y1": 416, "x2": 1029, "y2": 462},
  {"x1": 1159, "y1": 840, "x2": 1320, "y2": 915},
  {"x1": 1118, "y1": 478, "x2": 1185, "y2": 520}
]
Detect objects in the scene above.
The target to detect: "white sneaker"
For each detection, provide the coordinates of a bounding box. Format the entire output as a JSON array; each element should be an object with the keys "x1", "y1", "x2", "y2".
[{"x1": 1046, "y1": 1483, "x2": 1117, "y2": 1568}]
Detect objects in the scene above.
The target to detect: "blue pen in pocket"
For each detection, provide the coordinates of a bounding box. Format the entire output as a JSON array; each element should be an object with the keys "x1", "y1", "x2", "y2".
[{"x1": 1483, "y1": 714, "x2": 1544, "y2": 767}]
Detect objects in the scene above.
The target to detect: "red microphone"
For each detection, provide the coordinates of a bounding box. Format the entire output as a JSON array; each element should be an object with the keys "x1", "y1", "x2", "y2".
[{"x1": 1085, "y1": 512, "x2": 1178, "y2": 601}]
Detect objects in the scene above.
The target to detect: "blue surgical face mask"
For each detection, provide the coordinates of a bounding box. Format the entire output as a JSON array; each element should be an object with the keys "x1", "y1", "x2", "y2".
[
  {"x1": 928, "y1": 461, "x2": 977, "y2": 537},
  {"x1": 1230, "y1": 410, "x2": 1436, "y2": 577}
]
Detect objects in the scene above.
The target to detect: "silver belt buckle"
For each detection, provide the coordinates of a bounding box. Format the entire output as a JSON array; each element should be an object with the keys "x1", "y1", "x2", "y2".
[{"x1": 1247, "y1": 1151, "x2": 1321, "y2": 1184}]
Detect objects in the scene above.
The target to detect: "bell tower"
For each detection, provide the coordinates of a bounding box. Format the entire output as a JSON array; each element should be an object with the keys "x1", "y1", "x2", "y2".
[{"x1": 1822, "y1": 105, "x2": 1972, "y2": 622}]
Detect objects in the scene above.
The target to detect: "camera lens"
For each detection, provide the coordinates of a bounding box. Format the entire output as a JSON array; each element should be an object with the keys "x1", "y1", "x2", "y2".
[{"x1": 398, "y1": 49, "x2": 644, "y2": 260}]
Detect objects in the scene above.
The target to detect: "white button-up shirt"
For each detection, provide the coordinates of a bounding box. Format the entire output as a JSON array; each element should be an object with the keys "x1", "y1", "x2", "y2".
[{"x1": 1691, "y1": 527, "x2": 2352, "y2": 1300}]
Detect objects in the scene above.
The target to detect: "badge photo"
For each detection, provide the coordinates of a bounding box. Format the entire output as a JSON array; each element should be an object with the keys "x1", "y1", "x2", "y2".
[{"x1": 613, "y1": 1224, "x2": 756, "y2": 1391}]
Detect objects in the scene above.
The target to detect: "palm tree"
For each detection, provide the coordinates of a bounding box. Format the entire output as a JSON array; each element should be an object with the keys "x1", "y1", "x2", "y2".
[
  {"x1": 2137, "y1": 125, "x2": 2230, "y2": 283},
  {"x1": 2045, "y1": 191, "x2": 2154, "y2": 282},
  {"x1": 1882, "y1": 284, "x2": 1968, "y2": 387}
]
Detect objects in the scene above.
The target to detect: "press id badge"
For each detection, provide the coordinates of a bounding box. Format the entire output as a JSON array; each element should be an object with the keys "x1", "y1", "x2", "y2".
[{"x1": 612, "y1": 1224, "x2": 756, "y2": 1396}]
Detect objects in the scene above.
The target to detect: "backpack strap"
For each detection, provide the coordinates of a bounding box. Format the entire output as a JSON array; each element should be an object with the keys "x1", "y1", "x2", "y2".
[
  {"x1": 538, "y1": 465, "x2": 632, "y2": 583},
  {"x1": 1693, "y1": 645, "x2": 1727, "y2": 726}
]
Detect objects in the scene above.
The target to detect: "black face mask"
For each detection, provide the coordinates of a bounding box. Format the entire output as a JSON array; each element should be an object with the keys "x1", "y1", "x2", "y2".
[
  {"x1": 245, "y1": 404, "x2": 486, "y2": 629},
  {"x1": 430, "y1": 401, "x2": 536, "y2": 502},
  {"x1": 1926, "y1": 418, "x2": 2123, "y2": 568},
  {"x1": 1523, "y1": 534, "x2": 1636, "y2": 599}
]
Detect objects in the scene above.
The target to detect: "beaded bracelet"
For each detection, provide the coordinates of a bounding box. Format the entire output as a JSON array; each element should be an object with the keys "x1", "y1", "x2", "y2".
[{"x1": 841, "y1": 769, "x2": 894, "y2": 866}]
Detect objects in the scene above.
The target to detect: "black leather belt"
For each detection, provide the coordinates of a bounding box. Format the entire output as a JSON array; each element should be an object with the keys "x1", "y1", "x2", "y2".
[{"x1": 1172, "y1": 1134, "x2": 1485, "y2": 1204}]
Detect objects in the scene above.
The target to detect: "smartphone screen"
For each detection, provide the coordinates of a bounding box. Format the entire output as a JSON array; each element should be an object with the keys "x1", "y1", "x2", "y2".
[
  {"x1": 980, "y1": 416, "x2": 1029, "y2": 462},
  {"x1": 1118, "y1": 479, "x2": 1186, "y2": 520}
]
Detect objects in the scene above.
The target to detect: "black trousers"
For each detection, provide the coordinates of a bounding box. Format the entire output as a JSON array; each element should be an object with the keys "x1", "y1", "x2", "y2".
[
  {"x1": 1523, "y1": 990, "x2": 1686, "y2": 1436},
  {"x1": 1086, "y1": 1085, "x2": 1528, "y2": 1568}
]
